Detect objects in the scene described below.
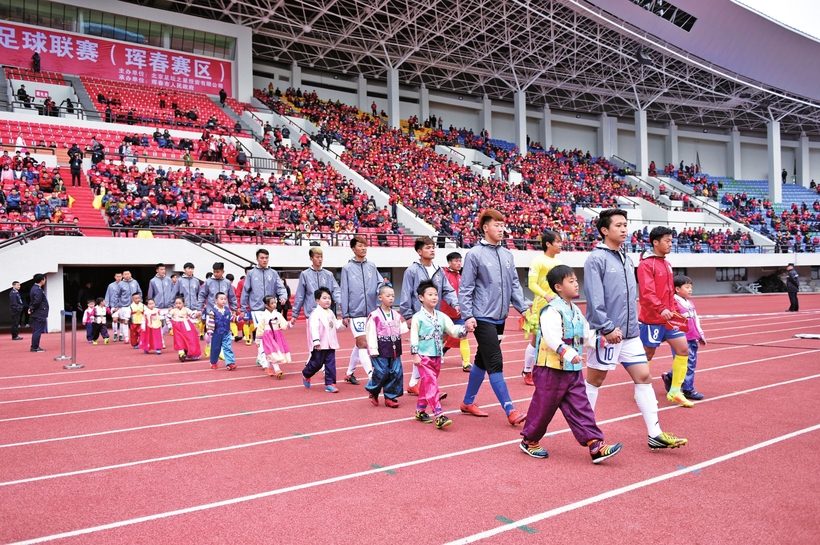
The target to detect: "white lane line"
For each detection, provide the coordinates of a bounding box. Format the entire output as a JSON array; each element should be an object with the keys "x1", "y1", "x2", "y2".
[
  {"x1": 9, "y1": 379, "x2": 820, "y2": 545},
  {"x1": 3, "y1": 346, "x2": 818, "y2": 446},
  {"x1": 1, "y1": 324, "x2": 802, "y2": 413},
  {"x1": 4, "y1": 368, "x2": 819, "y2": 488},
  {"x1": 443, "y1": 422, "x2": 820, "y2": 544}
]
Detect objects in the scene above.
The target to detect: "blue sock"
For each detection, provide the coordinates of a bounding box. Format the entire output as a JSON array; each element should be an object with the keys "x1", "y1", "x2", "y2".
[
  {"x1": 489, "y1": 372, "x2": 514, "y2": 416},
  {"x1": 462, "y1": 365, "x2": 486, "y2": 405}
]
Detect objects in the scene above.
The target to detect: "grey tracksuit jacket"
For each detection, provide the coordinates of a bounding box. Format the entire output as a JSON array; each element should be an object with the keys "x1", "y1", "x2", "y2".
[
  {"x1": 147, "y1": 275, "x2": 175, "y2": 309},
  {"x1": 458, "y1": 239, "x2": 527, "y2": 321},
  {"x1": 339, "y1": 258, "x2": 386, "y2": 318},
  {"x1": 399, "y1": 261, "x2": 458, "y2": 320},
  {"x1": 292, "y1": 268, "x2": 341, "y2": 319},
  {"x1": 241, "y1": 267, "x2": 287, "y2": 312},
  {"x1": 175, "y1": 275, "x2": 201, "y2": 311},
  {"x1": 583, "y1": 242, "x2": 639, "y2": 339}
]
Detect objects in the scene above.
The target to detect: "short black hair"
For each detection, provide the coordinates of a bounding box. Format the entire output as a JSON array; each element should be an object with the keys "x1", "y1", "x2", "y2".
[
  {"x1": 649, "y1": 226, "x2": 674, "y2": 246},
  {"x1": 174, "y1": 295, "x2": 185, "y2": 303},
  {"x1": 33, "y1": 273, "x2": 45, "y2": 284},
  {"x1": 212, "y1": 262, "x2": 224, "y2": 271},
  {"x1": 596, "y1": 208, "x2": 628, "y2": 237},
  {"x1": 414, "y1": 236, "x2": 435, "y2": 252},
  {"x1": 314, "y1": 286, "x2": 332, "y2": 300},
  {"x1": 95, "y1": 297, "x2": 105, "y2": 305},
  {"x1": 416, "y1": 279, "x2": 437, "y2": 296},
  {"x1": 156, "y1": 263, "x2": 165, "y2": 270},
  {"x1": 12, "y1": 280, "x2": 20, "y2": 286},
  {"x1": 225, "y1": 273, "x2": 234, "y2": 282},
  {"x1": 183, "y1": 262, "x2": 195, "y2": 269},
  {"x1": 256, "y1": 248, "x2": 269, "y2": 257},
  {"x1": 446, "y1": 252, "x2": 461, "y2": 262},
  {"x1": 205, "y1": 272, "x2": 213, "y2": 279},
  {"x1": 540, "y1": 230, "x2": 561, "y2": 252},
  {"x1": 215, "y1": 291, "x2": 226, "y2": 299},
  {"x1": 547, "y1": 265, "x2": 576, "y2": 294},
  {"x1": 674, "y1": 275, "x2": 692, "y2": 288}
]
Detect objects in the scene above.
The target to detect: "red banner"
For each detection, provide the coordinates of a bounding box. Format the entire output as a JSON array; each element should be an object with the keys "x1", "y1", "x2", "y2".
[{"x1": 0, "y1": 21, "x2": 232, "y2": 95}]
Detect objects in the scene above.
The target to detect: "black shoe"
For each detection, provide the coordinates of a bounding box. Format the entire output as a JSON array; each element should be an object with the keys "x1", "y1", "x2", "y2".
[
  {"x1": 12, "y1": 337, "x2": 24, "y2": 341},
  {"x1": 661, "y1": 372, "x2": 671, "y2": 393},
  {"x1": 344, "y1": 374, "x2": 359, "y2": 385},
  {"x1": 30, "y1": 348, "x2": 46, "y2": 352},
  {"x1": 683, "y1": 390, "x2": 705, "y2": 400}
]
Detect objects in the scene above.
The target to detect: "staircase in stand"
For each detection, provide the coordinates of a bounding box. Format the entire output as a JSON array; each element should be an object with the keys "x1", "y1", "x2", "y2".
[{"x1": 65, "y1": 185, "x2": 108, "y2": 236}]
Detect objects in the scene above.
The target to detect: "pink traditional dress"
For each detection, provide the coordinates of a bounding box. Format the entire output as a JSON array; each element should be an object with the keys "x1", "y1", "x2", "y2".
[
  {"x1": 140, "y1": 307, "x2": 164, "y2": 353},
  {"x1": 260, "y1": 309, "x2": 293, "y2": 377},
  {"x1": 170, "y1": 307, "x2": 202, "y2": 361}
]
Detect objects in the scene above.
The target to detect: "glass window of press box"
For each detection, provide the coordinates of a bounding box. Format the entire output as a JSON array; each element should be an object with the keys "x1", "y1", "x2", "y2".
[{"x1": 0, "y1": 0, "x2": 236, "y2": 60}]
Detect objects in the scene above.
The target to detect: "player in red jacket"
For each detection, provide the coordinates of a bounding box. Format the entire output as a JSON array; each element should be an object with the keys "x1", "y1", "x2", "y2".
[
  {"x1": 637, "y1": 226, "x2": 692, "y2": 408},
  {"x1": 440, "y1": 251, "x2": 471, "y2": 372}
]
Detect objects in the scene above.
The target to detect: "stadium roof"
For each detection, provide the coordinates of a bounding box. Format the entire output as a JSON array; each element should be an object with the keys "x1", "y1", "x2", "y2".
[{"x1": 124, "y1": 0, "x2": 820, "y2": 135}]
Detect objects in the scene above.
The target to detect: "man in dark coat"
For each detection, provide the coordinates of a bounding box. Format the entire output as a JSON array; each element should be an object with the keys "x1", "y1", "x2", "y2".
[
  {"x1": 9, "y1": 280, "x2": 24, "y2": 340},
  {"x1": 29, "y1": 273, "x2": 49, "y2": 352},
  {"x1": 786, "y1": 263, "x2": 800, "y2": 312}
]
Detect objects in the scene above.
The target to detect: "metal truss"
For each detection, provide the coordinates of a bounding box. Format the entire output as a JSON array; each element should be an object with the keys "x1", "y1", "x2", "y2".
[{"x1": 125, "y1": 0, "x2": 820, "y2": 134}]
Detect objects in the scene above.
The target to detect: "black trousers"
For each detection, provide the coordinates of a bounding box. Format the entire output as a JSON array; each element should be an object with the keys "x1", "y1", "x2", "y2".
[
  {"x1": 31, "y1": 317, "x2": 46, "y2": 349},
  {"x1": 473, "y1": 320, "x2": 506, "y2": 374},
  {"x1": 71, "y1": 170, "x2": 81, "y2": 186},
  {"x1": 788, "y1": 291, "x2": 799, "y2": 312},
  {"x1": 10, "y1": 310, "x2": 21, "y2": 338}
]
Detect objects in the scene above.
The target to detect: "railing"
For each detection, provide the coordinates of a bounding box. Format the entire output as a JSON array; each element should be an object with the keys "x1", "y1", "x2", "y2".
[
  {"x1": 0, "y1": 222, "x2": 779, "y2": 254},
  {"x1": 10, "y1": 99, "x2": 84, "y2": 120}
]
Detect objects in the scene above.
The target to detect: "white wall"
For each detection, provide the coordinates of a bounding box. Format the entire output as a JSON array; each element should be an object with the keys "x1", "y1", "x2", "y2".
[
  {"x1": 552, "y1": 121, "x2": 597, "y2": 153},
  {"x1": 810, "y1": 149, "x2": 820, "y2": 185},
  {"x1": 492, "y1": 112, "x2": 515, "y2": 142},
  {"x1": 648, "y1": 134, "x2": 666, "y2": 166},
  {"x1": 679, "y1": 137, "x2": 729, "y2": 176},
  {"x1": 781, "y1": 147, "x2": 797, "y2": 179},
  {"x1": 617, "y1": 130, "x2": 636, "y2": 163},
  {"x1": 4, "y1": 235, "x2": 818, "y2": 331},
  {"x1": 429, "y1": 102, "x2": 480, "y2": 132},
  {"x1": 741, "y1": 142, "x2": 768, "y2": 180}
]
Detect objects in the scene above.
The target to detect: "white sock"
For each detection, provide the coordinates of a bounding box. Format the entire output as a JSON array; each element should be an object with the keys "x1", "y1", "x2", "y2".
[
  {"x1": 523, "y1": 344, "x2": 536, "y2": 373},
  {"x1": 257, "y1": 343, "x2": 266, "y2": 363},
  {"x1": 409, "y1": 365, "x2": 421, "y2": 387},
  {"x1": 358, "y1": 351, "x2": 373, "y2": 376},
  {"x1": 634, "y1": 383, "x2": 662, "y2": 437},
  {"x1": 585, "y1": 381, "x2": 599, "y2": 410},
  {"x1": 347, "y1": 347, "x2": 360, "y2": 375},
  {"x1": 111, "y1": 322, "x2": 118, "y2": 337}
]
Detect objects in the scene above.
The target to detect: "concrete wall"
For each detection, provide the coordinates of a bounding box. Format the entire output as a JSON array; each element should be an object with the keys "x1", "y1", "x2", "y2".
[{"x1": 3, "y1": 236, "x2": 818, "y2": 332}]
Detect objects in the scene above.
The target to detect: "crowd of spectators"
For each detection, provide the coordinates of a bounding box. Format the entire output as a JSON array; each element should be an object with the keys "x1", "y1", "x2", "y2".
[
  {"x1": 92, "y1": 138, "x2": 403, "y2": 245},
  {"x1": 0, "y1": 151, "x2": 81, "y2": 238}
]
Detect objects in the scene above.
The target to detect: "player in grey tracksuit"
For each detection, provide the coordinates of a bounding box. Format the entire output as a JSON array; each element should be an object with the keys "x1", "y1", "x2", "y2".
[
  {"x1": 117, "y1": 270, "x2": 142, "y2": 343},
  {"x1": 104, "y1": 273, "x2": 123, "y2": 341},
  {"x1": 241, "y1": 249, "x2": 288, "y2": 363},
  {"x1": 148, "y1": 263, "x2": 175, "y2": 333}
]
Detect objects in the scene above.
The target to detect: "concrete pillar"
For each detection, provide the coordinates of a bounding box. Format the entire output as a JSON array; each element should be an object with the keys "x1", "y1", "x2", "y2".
[
  {"x1": 291, "y1": 61, "x2": 301, "y2": 90},
  {"x1": 513, "y1": 90, "x2": 527, "y2": 151},
  {"x1": 598, "y1": 113, "x2": 618, "y2": 158},
  {"x1": 796, "y1": 132, "x2": 810, "y2": 188},
  {"x1": 235, "y1": 26, "x2": 254, "y2": 100},
  {"x1": 665, "y1": 121, "x2": 679, "y2": 170},
  {"x1": 419, "y1": 83, "x2": 429, "y2": 123},
  {"x1": 481, "y1": 94, "x2": 492, "y2": 136},
  {"x1": 357, "y1": 75, "x2": 368, "y2": 113},
  {"x1": 540, "y1": 105, "x2": 552, "y2": 150},
  {"x1": 767, "y1": 120, "x2": 782, "y2": 203},
  {"x1": 386, "y1": 67, "x2": 400, "y2": 130},
  {"x1": 728, "y1": 126, "x2": 742, "y2": 180},
  {"x1": 46, "y1": 266, "x2": 64, "y2": 333},
  {"x1": 634, "y1": 109, "x2": 649, "y2": 177}
]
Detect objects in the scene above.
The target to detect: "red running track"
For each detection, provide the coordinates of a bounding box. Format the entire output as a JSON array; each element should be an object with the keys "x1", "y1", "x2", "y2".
[{"x1": 1, "y1": 293, "x2": 819, "y2": 544}]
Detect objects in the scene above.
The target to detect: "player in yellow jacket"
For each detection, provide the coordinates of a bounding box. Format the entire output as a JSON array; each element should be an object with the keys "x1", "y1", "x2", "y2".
[{"x1": 521, "y1": 231, "x2": 563, "y2": 385}]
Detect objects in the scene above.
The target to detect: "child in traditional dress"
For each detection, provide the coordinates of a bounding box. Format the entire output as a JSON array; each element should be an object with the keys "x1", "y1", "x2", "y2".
[
  {"x1": 129, "y1": 293, "x2": 144, "y2": 349},
  {"x1": 169, "y1": 295, "x2": 202, "y2": 362},
  {"x1": 259, "y1": 295, "x2": 293, "y2": 378},
  {"x1": 520, "y1": 265, "x2": 622, "y2": 463},
  {"x1": 365, "y1": 285, "x2": 408, "y2": 408},
  {"x1": 302, "y1": 287, "x2": 346, "y2": 393},
  {"x1": 82, "y1": 299, "x2": 95, "y2": 343},
  {"x1": 91, "y1": 297, "x2": 111, "y2": 345},
  {"x1": 410, "y1": 280, "x2": 467, "y2": 429},
  {"x1": 140, "y1": 298, "x2": 164, "y2": 355},
  {"x1": 206, "y1": 292, "x2": 237, "y2": 370}
]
